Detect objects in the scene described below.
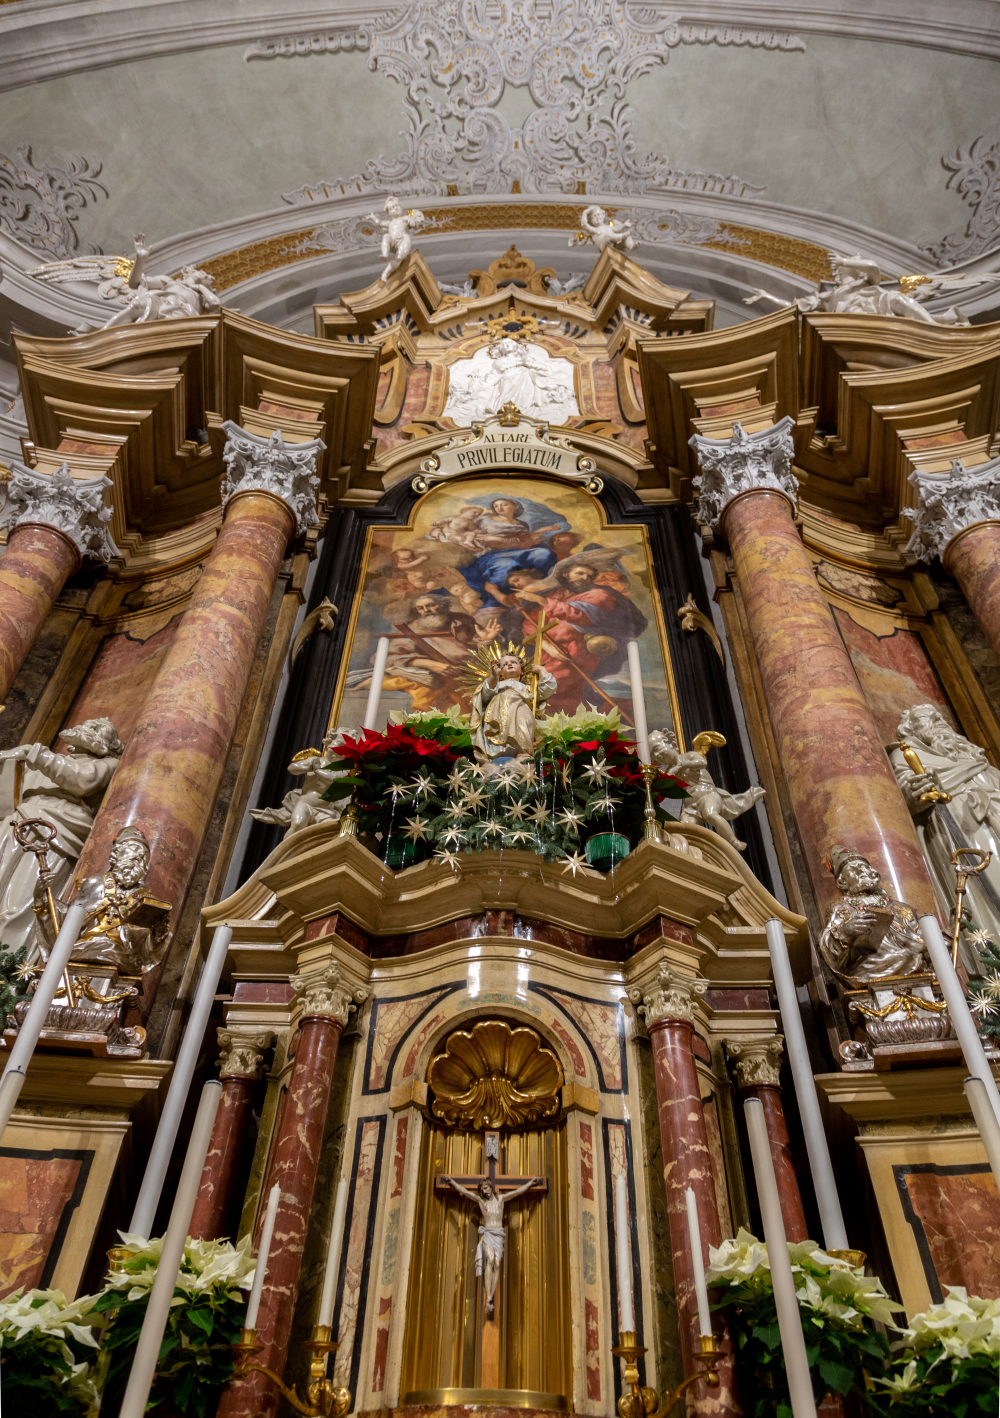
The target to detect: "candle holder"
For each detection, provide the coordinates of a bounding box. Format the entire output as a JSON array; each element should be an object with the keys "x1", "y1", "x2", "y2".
[
  {"x1": 612, "y1": 1330, "x2": 720, "y2": 1418},
  {"x1": 640, "y1": 763, "x2": 661, "y2": 844},
  {"x1": 337, "y1": 804, "x2": 359, "y2": 838},
  {"x1": 232, "y1": 1325, "x2": 352, "y2": 1417}
]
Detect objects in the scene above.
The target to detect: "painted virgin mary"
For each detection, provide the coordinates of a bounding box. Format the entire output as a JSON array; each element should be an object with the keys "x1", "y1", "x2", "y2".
[{"x1": 471, "y1": 652, "x2": 556, "y2": 762}]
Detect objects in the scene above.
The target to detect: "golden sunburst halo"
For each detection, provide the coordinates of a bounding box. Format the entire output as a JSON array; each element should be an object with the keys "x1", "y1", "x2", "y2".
[{"x1": 461, "y1": 638, "x2": 528, "y2": 696}]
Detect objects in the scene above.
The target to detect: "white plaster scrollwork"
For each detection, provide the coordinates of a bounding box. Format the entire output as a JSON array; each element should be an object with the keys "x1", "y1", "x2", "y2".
[
  {"x1": 1, "y1": 461, "x2": 120, "y2": 563},
  {"x1": 727, "y1": 1036, "x2": 784, "y2": 1088},
  {"x1": 220, "y1": 423, "x2": 325, "y2": 536},
  {"x1": 628, "y1": 962, "x2": 708, "y2": 1026},
  {"x1": 922, "y1": 136, "x2": 1000, "y2": 267},
  {"x1": 689, "y1": 418, "x2": 798, "y2": 529},
  {"x1": 290, "y1": 964, "x2": 369, "y2": 1025},
  {"x1": 217, "y1": 1028, "x2": 275, "y2": 1080},
  {"x1": 0, "y1": 145, "x2": 108, "y2": 259},
  {"x1": 905, "y1": 455, "x2": 1000, "y2": 562},
  {"x1": 269, "y1": 3, "x2": 785, "y2": 204}
]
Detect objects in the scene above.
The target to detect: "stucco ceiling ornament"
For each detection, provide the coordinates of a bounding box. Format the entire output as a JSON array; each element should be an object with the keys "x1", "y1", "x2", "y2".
[
  {"x1": 427, "y1": 1018, "x2": 564, "y2": 1131},
  {"x1": 921, "y1": 136, "x2": 1000, "y2": 267},
  {"x1": 269, "y1": 2, "x2": 791, "y2": 204},
  {"x1": 905, "y1": 456, "x2": 1000, "y2": 563},
  {"x1": 0, "y1": 461, "x2": 120, "y2": 563},
  {"x1": 0, "y1": 144, "x2": 107, "y2": 260},
  {"x1": 688, "y1": 417, "x2": 798, "y2": 529},
  {"x1": 220, "y1": 423, "x2": 325, "y2": 537}
]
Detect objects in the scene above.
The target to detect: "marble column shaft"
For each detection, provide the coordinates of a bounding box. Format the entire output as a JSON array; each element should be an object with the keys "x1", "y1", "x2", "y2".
[
  {"x1": 648, "y1": 1017, "x2": 741, "y2": 1414},
  {"x1": 217, "y1": 1013, "x2": 344, "y2": 1418},
  {"x1": 741, "y1": 1084, "x2": 808, "y2": 1242},
  {"x1": 188, "y1": 1076, "x2": 254, "y2": 1242},
  {"x1": 944, "y1": 522, "x2": 1000, "y2": 665},
  {"x1": 0, "y1": 522, "x2": 80, "y2": 703},
  {"x1": 71, "y1": 492, "x2": 294, "y2": 911},
  {"x1": 721, "y1": 488, "x2": 935, "y2": 915}
]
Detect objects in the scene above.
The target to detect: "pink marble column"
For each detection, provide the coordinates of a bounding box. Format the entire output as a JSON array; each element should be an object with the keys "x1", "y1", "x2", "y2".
[
  {"x1": 637, "y1": 965, "x2": 741, "y2": 1415},
  {"x1": 190, "y1": 1029, "x2": 273, "y2": 1242},
  {"x1": 727, "y1": 1038, "x2": 808, "y2": 1243},
  {"x1": 944, "y1": 521, "x2": 1000, "y2": 664},
  {"x1": 218, "y1": 967, "x2": 364, "y2": 1418}
]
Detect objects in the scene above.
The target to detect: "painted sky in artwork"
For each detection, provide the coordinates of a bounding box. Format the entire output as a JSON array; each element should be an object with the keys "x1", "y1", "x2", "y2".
[{"x1": 334, "y1": 476, "x2": 679, "y2": 739}]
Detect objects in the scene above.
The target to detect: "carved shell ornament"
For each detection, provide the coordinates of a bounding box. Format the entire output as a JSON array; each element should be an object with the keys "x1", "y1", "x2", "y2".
[{"x1": 427, "y1": 1019, "x2": 564, "y2": 1131}]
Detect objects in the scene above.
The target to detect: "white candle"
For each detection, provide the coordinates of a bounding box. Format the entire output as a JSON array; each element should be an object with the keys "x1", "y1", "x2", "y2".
[
  {"x1": 245, "y1": 1182, "x2": 280, "y2": 1331},
  {"x1": 745, "y1": 1097, "x2": 817, "y2": 1418},
  {"x1": 626, "y1": 641, "x2": 650, "y2": 764},
  {"x1": 0, "y1": 902, "x2": 86, "y2": 1140},
  {"x1": 362, "y1": 637, "x2": 390, "y2": 730},
  {"x1": 614, "y1": 1173, "x2": 635, "y2": 1332},
  {"x1": 119, "y1": 1082, "x2": 222, "y2": 1418},
  {"x1": 130, "y1": 925, "x2": 234, "y2": 1237},
  {"x1": 684, "y1": 1187, "x2": 712, "y2": 1337},
  {"x1": 964, "y1": 1077, "x2": 1000, "y2": 1189},
  {"x1": 920, "y1": 914, "x2": 1000, "y2": 1126},
  {"x1": 317, "y1": 1177, "x2": 350, "y2": 1329},
  {"x1": 764, "y1": 918, "x2": 848, "y2": 1251}
]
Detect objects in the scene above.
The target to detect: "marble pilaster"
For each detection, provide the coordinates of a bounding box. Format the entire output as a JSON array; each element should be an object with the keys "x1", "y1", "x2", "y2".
[
  {"x1": 218, "y1": 966, "x2": 366, "y2": 1418},
  {"x1": 630, "y1": 964, "x2": 741, "y2": 1415},
  {"x1": 691, "y1": 421, "x2": 936, "y2": 916},
  {"x1": 0, "y1": 462, "x2": 119, "y2": 703},
  {"x1": 189, "y1": 1028, "x2": 274, "y2": 1242},
  {"x1": 71, "y1": 427, "x2": 322, "y2": 920},
  {"x1": 726, "y1": 1037, "x2": 808, "y2": 1243},
  {"x1": 907, "y1": 456, "x2": 1000, "y2": 662}
]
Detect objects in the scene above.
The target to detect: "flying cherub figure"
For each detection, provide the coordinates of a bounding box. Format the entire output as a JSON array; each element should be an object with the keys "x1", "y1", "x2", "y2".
[
  {"x1": 743, "y1": 251, "x2": 968, "y2": 326},
  {"x1": 366, "y1": 196, "x2": 427, "y2": 283},
  {"x1": 570, "y1": 205, "x2": 639, "y2": 254},
  {"x1": 650, "y1": 728, "x2": 765, "y2": 851}
]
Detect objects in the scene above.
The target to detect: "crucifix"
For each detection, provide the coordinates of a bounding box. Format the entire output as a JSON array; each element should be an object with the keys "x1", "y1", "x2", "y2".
[{"x1": 437, "y1": 1130, "x2": 547, "y2": 1387}]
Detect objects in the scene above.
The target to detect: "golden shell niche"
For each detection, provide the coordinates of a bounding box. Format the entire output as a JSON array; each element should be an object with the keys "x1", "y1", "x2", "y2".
[{"x1": 426, "y1": 1019, "x2": 564, "y2": 1131}]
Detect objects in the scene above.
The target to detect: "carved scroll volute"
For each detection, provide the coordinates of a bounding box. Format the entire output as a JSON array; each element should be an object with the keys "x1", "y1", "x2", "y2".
[{"x1": 427, "y1": 1018, "x2": 564, "y2": 1130}]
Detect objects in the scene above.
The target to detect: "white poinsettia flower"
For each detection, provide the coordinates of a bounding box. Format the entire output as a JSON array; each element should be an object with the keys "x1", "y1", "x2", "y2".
[
  {"x1": 900, "y1": 1286, "x2": 1000, "y2": 1360},
  {"x1": 0, "y1": 1288, "x2": 102, "y2": 1346},
  {"x1": 873, "y1": 1359, "x2": 921, "y2": 1393},
  {"x1": 706, "y1": 1228, "x2": 770, "y2": 1283}
]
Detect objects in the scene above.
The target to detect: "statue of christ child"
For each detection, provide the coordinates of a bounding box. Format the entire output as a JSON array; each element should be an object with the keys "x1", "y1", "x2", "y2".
[{"x1": 471, "y1": 651, "x2": 556, "y2": 763}]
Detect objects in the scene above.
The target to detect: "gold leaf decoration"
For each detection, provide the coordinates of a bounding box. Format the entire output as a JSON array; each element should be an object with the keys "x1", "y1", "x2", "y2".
[{"x1": 427, "y1": 1019, "x2": 564, "y2": 1131}]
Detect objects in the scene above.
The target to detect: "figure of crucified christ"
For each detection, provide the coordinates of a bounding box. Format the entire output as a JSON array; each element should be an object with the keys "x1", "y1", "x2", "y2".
[{"x1": 448, "y1": 1177, "x2": 541, "y2": 1319}]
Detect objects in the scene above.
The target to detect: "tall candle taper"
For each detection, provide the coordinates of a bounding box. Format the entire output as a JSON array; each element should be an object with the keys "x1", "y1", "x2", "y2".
[
  {"x1": 317, "y1": 1177, "x2": 350, "y2": 1329},
  {"x1": 685, "y1": 1186, "x2": 713, "y2": 1336},
  {"x1": 245, "y1": 1182, "x2": 280, "y2": 1332},
  {"x1": 764, "y1": 917, "x2": 848, "y2": 1251},
  {"x1": 626, "y1": 641, "x2": 650, "y2": 764},
  {"x1": 119, "y1": 1081, "x2": 222, "y2": 1418},
  {"x1": 920, "y1": 913, "x2": 1000, "y2": 1125},
  {"x1": 362, "y1": 637, "x2": 390, "y2": 731},
  {"x1": 745, "y1": 1097, "x2": 817, "y2": 1417},
  {"x1": 614, "y1": 1173, "x2": 635, "y2": 1331}
]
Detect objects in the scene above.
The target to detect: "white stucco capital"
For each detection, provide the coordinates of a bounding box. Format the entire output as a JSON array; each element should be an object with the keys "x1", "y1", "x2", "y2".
[
  {"x1": 290, "y1": 963, "x2": 368, "y2": 1025},
  {"x1": 220, "y1": 422, "x2": 325, "y2": 536},
  {"x1": 217, "y1": 1027, "x2": 275, "y2": 1080},
  {"x1": 628, "y1": 961, "x2": 708, "y2": 1026},
  {"x1": 727, "y1": 1035, "x2": 784, "y2": 1088},
  {"x1": 688, "y1": 417, "x2": 798, "y2": 528},
  {"x1": 1, "y1": 461, "x2": 120, "y2": 563},
  {"x1": 905, "y1": 455, "x2": 1000, "y2": 562}
]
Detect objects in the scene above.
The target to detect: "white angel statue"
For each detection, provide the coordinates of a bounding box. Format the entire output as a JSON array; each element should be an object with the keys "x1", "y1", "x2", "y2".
[
  {"x1": 366, "y1": 196, "x2": 427, "y2": 283},
  {"x1": 650, "y1": 728, "x2": 765, "y2": 852},
  {"x1": 31, "y1": 234, "x2": 222, "y2": 333},
  {"x1": 743, "y1": 252, "x2": 968, "y2": 326},
  {"x1": 570, "y1": 206, "x2": 639, "y2": 254},
  {"x1": 250, "y1": 731, "x2": 346, "y2": 838}
]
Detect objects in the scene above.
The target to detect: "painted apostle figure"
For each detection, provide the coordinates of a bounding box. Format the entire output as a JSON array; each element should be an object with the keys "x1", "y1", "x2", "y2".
[
  {"x1": 471, "y1": 651, "x2": 556, "y2": 763},
  {"x1": 447, "y1": 1176, "x2": 541, "y2": 1319}
]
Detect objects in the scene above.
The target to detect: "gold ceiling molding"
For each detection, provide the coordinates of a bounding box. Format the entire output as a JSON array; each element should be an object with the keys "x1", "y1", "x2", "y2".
[
  {"x1": 198, "y1": 204, "x2": 831, "y2": 294},
  {"x1": 427, "y1": 1019, "x2": 564, "y2": 1131}
]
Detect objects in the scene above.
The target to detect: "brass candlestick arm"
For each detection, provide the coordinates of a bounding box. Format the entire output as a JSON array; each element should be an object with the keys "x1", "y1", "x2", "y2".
[
  {"x1": 232, "y1": 1325, "x2": 352, "y2": 1418},
  {"x1": 613, "y1": 1331, "x2": 721, "y2": 1418},
  {"x1": 640, "y1": 762, "x2": 662, "y2": 844}
]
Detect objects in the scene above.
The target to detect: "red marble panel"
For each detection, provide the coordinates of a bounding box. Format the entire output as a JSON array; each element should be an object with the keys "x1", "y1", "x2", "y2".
[
  {"x1": 704, "y1": 988, "x2": 771, "y2": 1011},
  {"x1": 633, "y1": 916, "x2": 693, "y2": 951},
  {"x1": 585, "y1": 1297, "x2": 601, "y2": 1399},
  {"x1": 232, "y1": 981, "x2": 294, "y2": 1005},
  {"x1": 0, "y1": 1152, "x2": 83, "y2": 1297},
  {"x1": 579, "y1": 1122, "x2": 595, "y2": 1202},
  {"x1": 537, "y1": 988, "x2": 622, "y2": 1090},
  {"x1": 549, "y1": 1018, "x2": 588, "y2": 1081},
  {"x1": 901, "y1": 1167, "x2": 1000, "y2": 1298},
  {"x1": 391, "y1": 1117, "x2": 408, "y2": 1199},
  {"x1": 832, "y1": 609, "x2": 956, "y2": 747},
  {"x1": 372, "y1": 1294, "x2": 393, "y2": 1393}
]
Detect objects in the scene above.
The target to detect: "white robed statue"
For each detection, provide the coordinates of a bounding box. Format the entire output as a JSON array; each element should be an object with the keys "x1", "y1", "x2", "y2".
[
  {"x1": 446, "y1": 1177, "x2": 541, "y2": 1319},
  {"x1": 469, "y1": 646, "x2": 555, "y2": 764}
]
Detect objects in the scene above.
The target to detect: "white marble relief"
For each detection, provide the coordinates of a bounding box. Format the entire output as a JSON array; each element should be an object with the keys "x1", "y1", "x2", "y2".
[{"x1": 443, "y1": 340, "x2": 579, "y2": 426}]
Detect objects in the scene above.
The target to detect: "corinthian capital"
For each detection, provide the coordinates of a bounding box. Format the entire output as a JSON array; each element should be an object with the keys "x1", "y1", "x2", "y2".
[
  {"x1": 905, "y1": 456, "x2": 1000, "y2": 562},
  {"x1": 217, "y1": 1027, "x2": 275, "y2": 1080},
  {"x1": 727, "y1": 1035, "x2": 784, "y2": 1089},
  {"x1": 220, "y1": 422, "x2": 325, "y2": 536},
  {"x1": 1, "y1": 461, "x2": 120, "y2": 562},
  {"x1": 629, "y1": 962, "x2": 708, "y2": 1025},
  {"x1": 688, "y1": 417, "x2": 798, "y2": 528},
  {"x1": 290, "y1": 963, "x2": 369, "y2": 1025}
]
